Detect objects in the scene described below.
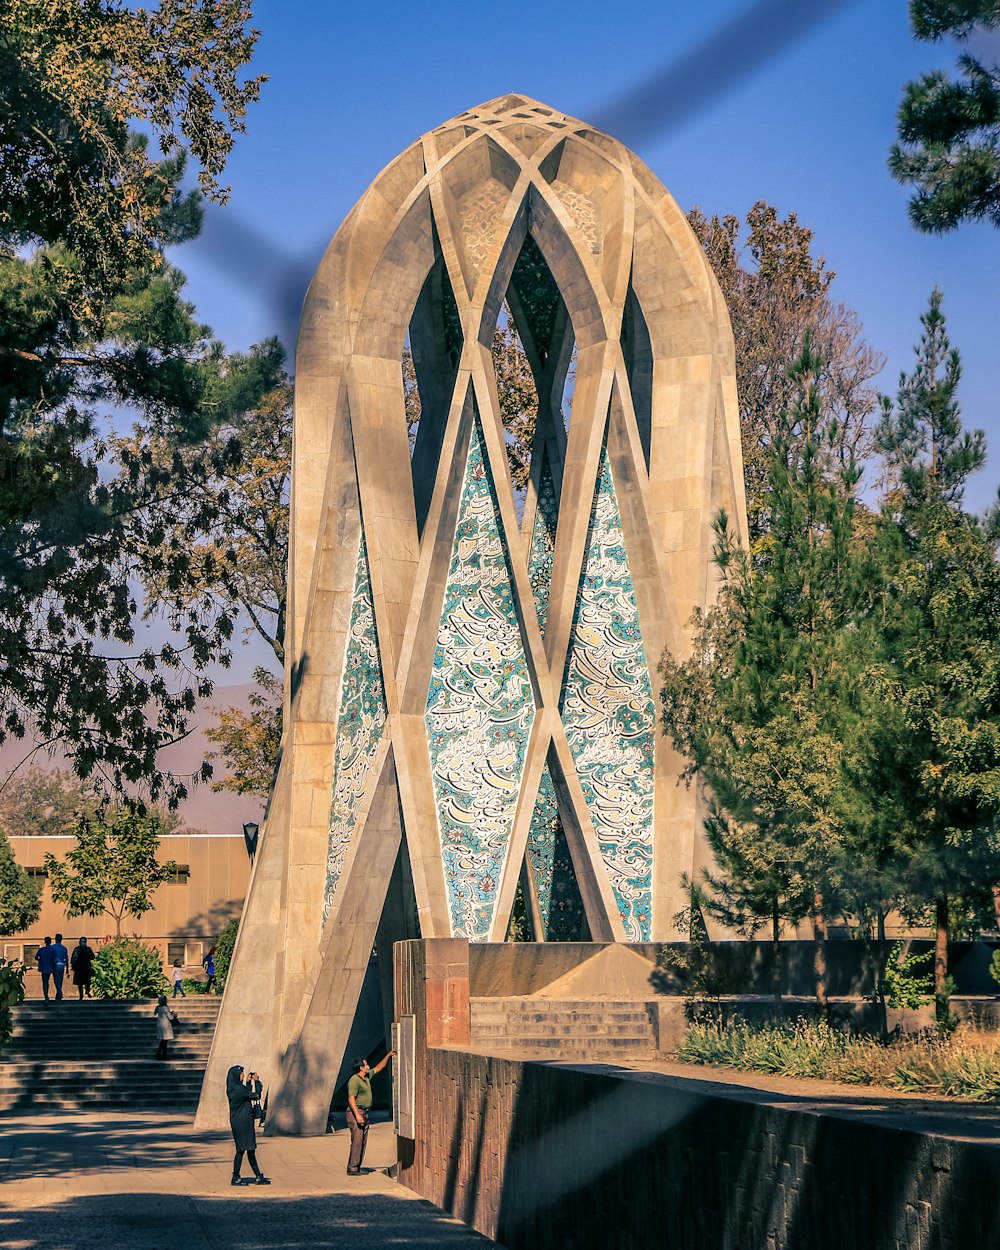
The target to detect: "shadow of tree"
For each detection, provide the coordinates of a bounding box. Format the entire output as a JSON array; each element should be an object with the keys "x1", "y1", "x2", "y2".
[{"x1": 0, "y1": 1190, "x2": 499, "y2": 1249}]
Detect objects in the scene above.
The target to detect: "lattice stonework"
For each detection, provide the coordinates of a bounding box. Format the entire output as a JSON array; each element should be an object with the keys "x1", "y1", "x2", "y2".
[
  {"x1": 324, "y1": 529, "x2": 387, "y2": 918},
  {"x1": 560, "y1": 442, "x2": 655, "y2": 940},
  {"x1": 425, "y1": 415, "x2": 535, "y2": 939},
  {"x1": 201, "y1": 92, "x2": 748, "y2": 1136}
]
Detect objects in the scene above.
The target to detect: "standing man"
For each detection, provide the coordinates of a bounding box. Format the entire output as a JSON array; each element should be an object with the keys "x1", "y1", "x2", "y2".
[
  {"x1": 35, "y1": 937, "x2": 56, "y2": 1002},
  {"x1": 345, "y1": 1048, "x2": 396, "y2": 1176},
  {"x1": 51, "y1": 933, "x2": 69, "y2": 1002},
  {"x1": 71, "y1": 938, "x2": 95, "y2": 999}
]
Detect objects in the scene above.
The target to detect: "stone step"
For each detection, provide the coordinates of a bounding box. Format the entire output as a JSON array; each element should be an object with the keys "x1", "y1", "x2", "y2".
[{"x1": 473, "y1": 1023, "x2": 651, "y2": 1040}]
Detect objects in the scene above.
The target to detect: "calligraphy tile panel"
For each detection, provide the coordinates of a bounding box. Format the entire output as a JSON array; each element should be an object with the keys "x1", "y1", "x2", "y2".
[
  {"x1": 559, "y1": 443, "x2": 655, "y2": 940},
  {"x1": 525, "y1": 764, "x2": 588, "y2": 941},
  {"x1": 425, "y1": 415, "x2": 536, "y2": 939},
  {"x1": 324, "y1": 528, "x2": 388, "y2": 919}
]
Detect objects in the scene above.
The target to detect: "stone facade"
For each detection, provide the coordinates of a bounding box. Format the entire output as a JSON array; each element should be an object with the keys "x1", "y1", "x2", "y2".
[{"x1": 196, "y1": 93, "x2": 746, "y2": 1132}]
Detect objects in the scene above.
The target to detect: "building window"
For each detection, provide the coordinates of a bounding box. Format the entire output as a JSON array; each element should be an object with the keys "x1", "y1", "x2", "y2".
[{"x1": 165, "y1": 864, "x2": 190, "y2": 884}]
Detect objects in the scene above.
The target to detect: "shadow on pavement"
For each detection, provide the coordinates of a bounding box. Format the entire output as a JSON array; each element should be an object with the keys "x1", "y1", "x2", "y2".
[{"x1": 0, "y1": 1192, "x2": 499, "y2": 1250}]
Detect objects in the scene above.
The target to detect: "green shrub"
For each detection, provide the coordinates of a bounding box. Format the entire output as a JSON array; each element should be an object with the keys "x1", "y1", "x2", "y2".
[
  {"x1": 0, "y1": 958, "x2": 26, "y2": 1052},
  {"x1": 92, "y1": 938, "x2": 168, "y2": 999},
  {"x1": 883, "y1": 941, "x2": 932, "y2": 1009},
  {"x1": 180, "y1": 977, "x2": 209, "y2": 994},
  {"x1": 677, "y1": 1017, "x2": 1000, "y2": 1102},
  {"x1": 990, "y1": 949, "x2": 1000, "y2": 992},
  {"x1": 214, "y1": 917, "x2": 239, "y2": 992}
]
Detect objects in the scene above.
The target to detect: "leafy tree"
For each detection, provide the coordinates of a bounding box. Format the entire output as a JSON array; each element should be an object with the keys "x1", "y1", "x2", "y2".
[
  {"x1": 0, "y1": 828, "x2": 41, "y2": 933},
  {"x1": 113, "y1": 360, "x2": 291, "y2": 664},
  {"x1": 0, "y1": 3, "x2": 272, "y2": 802},
  {"x1": 891, "y1": 2, "x2": 1000, "y2": 231},
  {"x1": 689, "y1": 202, "x2": 883, "y2": 545},
  {"x1": 0, "y1": 768, "x2": 100, "y2": 837},
  {"x1": 206, "y1": 667, "x2": 282, "y2": 797},
  {"x1": 871, "y1": 289, "x2": 1000, "y2": 1017},
  {"x1": 43, "y1": 809, "x2": 179, "y2": 935},
  {"x1": 660, "y1": 338, "x2": 875, "y2": 1008}
]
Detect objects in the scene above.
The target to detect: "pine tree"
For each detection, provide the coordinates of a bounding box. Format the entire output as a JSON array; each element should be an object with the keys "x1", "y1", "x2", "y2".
[
  {"x1": 872, "y1": 289, "x2": 1000, "y2": 1019},
  {"x1": 661, "y1": 337, "x2": 874, "y2": 1007},
  {"x1": 890, "y1": 1, "x2": 1000, "y2": 231}
]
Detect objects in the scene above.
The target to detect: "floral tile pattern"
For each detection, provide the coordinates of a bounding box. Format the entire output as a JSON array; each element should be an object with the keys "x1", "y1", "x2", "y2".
[
  {"x1": 425, "y1": 414, "x2": 535, "y2": 939},
  {"x1": 527, "y1": 447, "x2": 559, "y2": 637},
  {"x1": 525, "y1": 765, "x2": 588, "y2": 941},
  {"x1": 559, "y1": 442, "x2": 654, "y2": 940},
  {"x1": 324, "y1": 528, "x2": 387, "y2": 920}
]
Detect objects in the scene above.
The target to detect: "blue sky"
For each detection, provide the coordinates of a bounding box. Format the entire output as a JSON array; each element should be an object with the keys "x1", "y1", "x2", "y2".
[{"x1": 176, "y1": 0, "x2": 997, "y2": 515}]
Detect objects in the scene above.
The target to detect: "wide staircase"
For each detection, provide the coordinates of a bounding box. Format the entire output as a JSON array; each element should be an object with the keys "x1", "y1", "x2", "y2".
[
  {"x1": 0, "y1": 997, "x2": 221, "y2": 1113},
  {"x1": 470, "y1": 997, "x2": 659, "y2": 1061}
]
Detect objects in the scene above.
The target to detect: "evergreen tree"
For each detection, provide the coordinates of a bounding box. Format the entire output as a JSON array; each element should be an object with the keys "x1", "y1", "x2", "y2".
[
  {"x1": 0, "y1": 3, "x2": 274, "y2": 802},
  {"x1": 891, "y1": 1, "x2": 1000, "y2": 231},
  {"x1": 872, "y1": 289, "x2": 1000, "y2": 1017},
  {"x1": 661, "y1": 338, "x2": 874, "y2": 1007}
]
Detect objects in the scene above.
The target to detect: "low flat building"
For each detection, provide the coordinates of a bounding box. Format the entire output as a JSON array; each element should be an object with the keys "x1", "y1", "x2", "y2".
[{"x1": 2, "y1": 835, "x2": 250, "y2": 995}]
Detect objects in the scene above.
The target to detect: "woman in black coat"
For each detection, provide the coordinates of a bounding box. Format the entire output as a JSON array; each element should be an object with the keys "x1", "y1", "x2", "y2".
[{"x1": 226, "y1": 1065, "x2": 270, "y2": 1186}]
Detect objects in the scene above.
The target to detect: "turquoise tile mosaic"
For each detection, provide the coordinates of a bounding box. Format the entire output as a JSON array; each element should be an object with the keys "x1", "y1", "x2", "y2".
[
  {"x1": 425, "y1": 414, "x2": 536, "y2": 940},
  {"x1": 559, "y1": 442, "x2": 654, "y2": 940},
  {"x1": 525, "y1": 765, "x2": 588, "y2": 941},
  {"x1": 324, "y1": 528, "x2": 388, "y2": 920},
  {"x1": 526, "y1": 447, "x2": 558, "y2": 637}
]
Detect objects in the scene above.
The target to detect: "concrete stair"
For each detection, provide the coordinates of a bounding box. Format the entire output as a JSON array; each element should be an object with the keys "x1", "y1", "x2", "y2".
[
  {"x1": 0, "y1": 998, "x2": 220, "y2": 1112},
  {"x1": 470, "y1": 997, "x2": 659, "y2": 1061}
]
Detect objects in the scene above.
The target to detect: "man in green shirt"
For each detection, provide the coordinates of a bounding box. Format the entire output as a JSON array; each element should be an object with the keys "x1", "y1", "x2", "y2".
[{"x1": 345, "y1": 1049, "x2": 395, "y2": 1176}]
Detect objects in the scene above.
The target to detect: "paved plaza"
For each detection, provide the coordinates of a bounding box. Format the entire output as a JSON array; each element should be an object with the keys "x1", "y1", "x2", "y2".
[{"x1": 0, "y1": 1112, "x2": 497, "y2": 1249}]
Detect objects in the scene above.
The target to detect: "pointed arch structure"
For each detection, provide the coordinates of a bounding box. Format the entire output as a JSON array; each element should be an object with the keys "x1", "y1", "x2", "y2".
[{"x1": 196, "y1": 95, "x2": 746, "y2": 1134}]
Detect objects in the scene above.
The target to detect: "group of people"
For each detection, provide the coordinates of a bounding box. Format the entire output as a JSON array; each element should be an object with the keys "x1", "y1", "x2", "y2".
[
  {"x1": 223, "y1": 1047, "x2": 396, "y2": 1186},
  {"x1": 34, "y1": 935, "x2": 94, "y2": 1001}
]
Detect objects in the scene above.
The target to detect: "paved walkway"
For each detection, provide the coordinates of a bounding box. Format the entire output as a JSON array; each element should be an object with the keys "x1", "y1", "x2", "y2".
[{"x1": 0, "y1": 1111, "x2": 498, "y2": 1248}]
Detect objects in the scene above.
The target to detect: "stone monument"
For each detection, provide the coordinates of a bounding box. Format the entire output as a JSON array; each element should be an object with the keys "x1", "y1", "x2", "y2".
[{"x1": 196, "y1": 94, "x2": 746, "y2": 1133}]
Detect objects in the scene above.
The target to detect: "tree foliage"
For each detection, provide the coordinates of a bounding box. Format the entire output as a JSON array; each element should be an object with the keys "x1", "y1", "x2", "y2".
[
  {"x1": 0, "y1": 2, "x2": 272, "y2": 802},
  {"x1": 0, "y1": 828, "x2": 41, "y2": 934},
  {"x1": 43, "y1": 809, "x2": 178, "y2": 935},
  {"x1": 689, "y1": 202, "x2": 882, "y2": 544},
  {"x1": 0, "y1": 768, "x2": 101, "y2": 837},
  {"x1": 205, "y1": 667, "x2": 282, "y2": 797},
  {"x1": 891, "y1": 1, "x2": 1000, "y2": 230},
  {"x1": 660, "y1": 338, "x2": 876, "y2": 1001},
  {"x1": 870, "y1": 289, "x2": 1000, "y2": 1007},
  {"x1": 214, "y1": 915, "x2": 239, "y2": 993}
]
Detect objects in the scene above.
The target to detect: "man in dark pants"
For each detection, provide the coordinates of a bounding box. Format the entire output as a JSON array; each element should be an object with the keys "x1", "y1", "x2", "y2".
[
  {"x1": 35, "y1": 937, "x2": 55, "y2": 1002},
  {"x1": 51, "y1": 933, "x2": 69, "y2": 1001},
  {"x1": 345, "y1": 1049, "x2": 395, "y2": 1176}
]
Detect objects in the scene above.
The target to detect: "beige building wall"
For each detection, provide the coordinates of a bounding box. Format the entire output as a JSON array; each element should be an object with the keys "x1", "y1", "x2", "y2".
[{"x1": 2, "y1": 835, "x2": 249, "y2": 992}]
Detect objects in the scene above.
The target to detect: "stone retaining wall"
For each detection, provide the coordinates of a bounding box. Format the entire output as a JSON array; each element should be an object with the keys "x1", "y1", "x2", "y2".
[{"x1": 395, "y1": 939, "x2": 1000, "y2": 1250}]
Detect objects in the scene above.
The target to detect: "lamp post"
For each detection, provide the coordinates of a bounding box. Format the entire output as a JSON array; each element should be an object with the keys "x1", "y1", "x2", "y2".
[{"x1": 243, "y1": 821, "x2": 260, "y2": 864}]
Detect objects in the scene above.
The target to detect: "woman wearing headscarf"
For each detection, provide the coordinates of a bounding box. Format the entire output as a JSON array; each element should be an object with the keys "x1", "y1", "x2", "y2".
[
  {"x1": 153, "y1": 995, "x2": 177, "y2": 1059},
  {"x1": 226, "y1": 1065, "x2": 270, "y2": 1186}
]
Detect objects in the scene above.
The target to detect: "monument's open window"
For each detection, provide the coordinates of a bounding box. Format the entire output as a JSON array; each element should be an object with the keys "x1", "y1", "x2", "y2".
[
  {"x1": 621, "y1": 280, "x2": 653, "y2": 470},
  {"x1": 496, "y1": 232, "x2": 575, "y2": 522},
  {"x1": 406, "y1": 249, "x2": 463, "y2": 534}
]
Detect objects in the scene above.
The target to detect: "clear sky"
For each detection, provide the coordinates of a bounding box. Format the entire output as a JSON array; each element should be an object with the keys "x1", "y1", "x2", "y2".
[{"x1": 175, "y1": 0, "x2": 998, "y2": 521}]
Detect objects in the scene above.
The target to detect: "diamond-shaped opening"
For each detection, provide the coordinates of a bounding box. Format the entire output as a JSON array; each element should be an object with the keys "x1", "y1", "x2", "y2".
[
  {"x1": 523, "y1": 756, "x2": 591, "y2": 942},
  {"x1": 494, "y1": 233, "x2": 576, "y2": 520},
  {"x1": 621, "y1": 279, "x2": 652, "y2": 470},
  {"x1": 406, "y1": 245, "x2": 464, "y2": 535}
]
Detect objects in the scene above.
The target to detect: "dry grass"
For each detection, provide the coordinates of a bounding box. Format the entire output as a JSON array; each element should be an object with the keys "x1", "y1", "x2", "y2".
[{"x1": 677, "y1": 1017, "x2": 1000, "y2": 1101}]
